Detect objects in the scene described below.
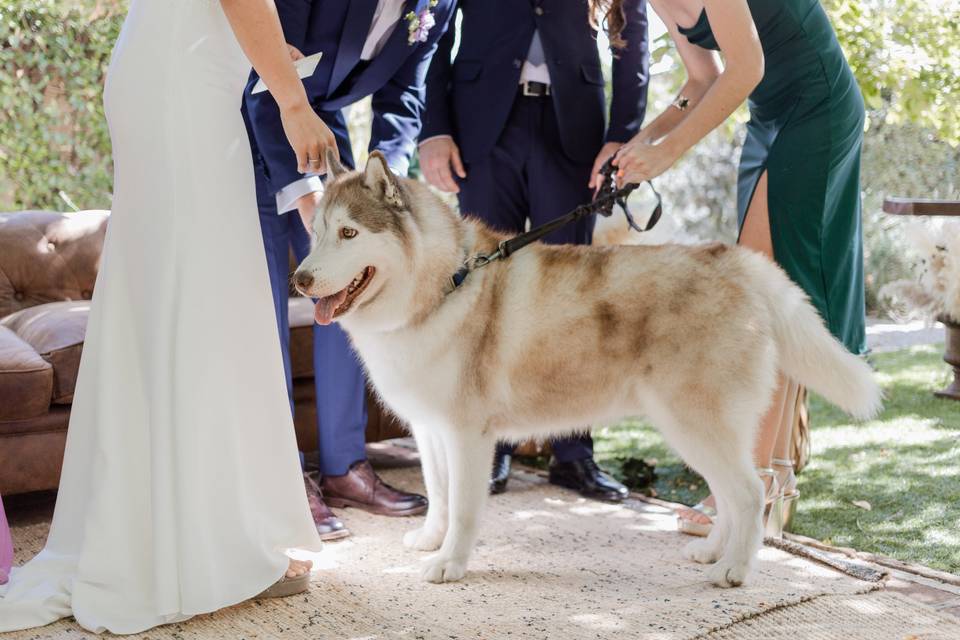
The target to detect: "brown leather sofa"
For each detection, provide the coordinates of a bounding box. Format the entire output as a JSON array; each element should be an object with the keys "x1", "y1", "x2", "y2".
[{"x1": 0, "y1": 210, "x2": 404, "y2": 496}]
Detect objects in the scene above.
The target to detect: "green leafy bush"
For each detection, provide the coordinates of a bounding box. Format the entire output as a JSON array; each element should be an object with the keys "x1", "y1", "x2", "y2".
[
  {"x1": 0, "y1": 0, "x2": 123, "y2": 210},
  {"x1": 826, "y1": 0, "x2": 960, "y2": 147}
]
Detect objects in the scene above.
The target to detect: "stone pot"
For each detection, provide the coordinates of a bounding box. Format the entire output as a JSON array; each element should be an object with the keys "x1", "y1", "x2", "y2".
[{"x1": 935, "y1": 314, "x2": 960, "y2": 401}]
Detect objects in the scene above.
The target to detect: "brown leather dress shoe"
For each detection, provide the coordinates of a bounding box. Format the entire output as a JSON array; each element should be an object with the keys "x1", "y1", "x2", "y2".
[
  {"x1": 304, "y1": 472, "x2": 350, "y2": 541},
  {"x1": 321, "y1": 460, "x2": 428, "y2": 517}
]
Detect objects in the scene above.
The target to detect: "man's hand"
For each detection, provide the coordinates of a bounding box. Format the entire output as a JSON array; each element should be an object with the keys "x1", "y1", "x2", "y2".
[
  {"x1": 588, "y1": 142, "x2": 624, "y2": 194},
  {"x1": 419, "y1": 137, "x2": 466, "y2": 193},
  {"x1": 296, "y1": 190, "x2": 323, "y2": 234}
]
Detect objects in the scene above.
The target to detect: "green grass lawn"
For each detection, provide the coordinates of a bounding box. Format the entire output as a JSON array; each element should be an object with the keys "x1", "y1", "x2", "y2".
[{"x1": 592, "y1": 344, "x2": 960, "y2": 574}]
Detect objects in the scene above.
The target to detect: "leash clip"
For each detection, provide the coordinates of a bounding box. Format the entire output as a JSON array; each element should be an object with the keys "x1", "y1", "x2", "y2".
[
  {"x1": 466, "y1": 246, "x2": 503, "y2": 270},
  {"x1": 450, "y1": 246, "x2": 503, "y2": 290}
]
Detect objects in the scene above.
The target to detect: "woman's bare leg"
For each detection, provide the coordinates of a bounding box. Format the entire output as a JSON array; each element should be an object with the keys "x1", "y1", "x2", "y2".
[{"x1": 772, "y1": 380, "x2": 802, "y2": 494}]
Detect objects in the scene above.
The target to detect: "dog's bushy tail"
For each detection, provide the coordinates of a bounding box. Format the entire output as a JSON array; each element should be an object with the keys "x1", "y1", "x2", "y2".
[{"x1": 753, "y1": 255, "x2": 882, "y2": 420}]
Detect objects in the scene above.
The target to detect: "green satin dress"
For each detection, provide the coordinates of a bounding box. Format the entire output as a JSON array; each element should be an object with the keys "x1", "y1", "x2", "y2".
[{"x1": 678, "y1": 0, "x2": 866, "y2": 354}]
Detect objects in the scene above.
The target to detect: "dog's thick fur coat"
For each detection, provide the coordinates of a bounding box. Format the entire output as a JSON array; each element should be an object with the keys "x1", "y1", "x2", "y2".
[{"x1": 295, "y1": 152, "x2": 882, "y2": 587}]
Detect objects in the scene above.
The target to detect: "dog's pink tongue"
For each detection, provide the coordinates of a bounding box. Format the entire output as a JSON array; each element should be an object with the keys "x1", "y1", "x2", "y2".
[{"x1": 315, "y1": 289, "x2": 348, "y2": 325}]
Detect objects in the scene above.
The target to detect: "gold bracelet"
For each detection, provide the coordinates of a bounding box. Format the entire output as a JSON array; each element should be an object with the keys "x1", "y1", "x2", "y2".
[{"x1": 672, "y1": 95, "x2": 690, "y2": 112}]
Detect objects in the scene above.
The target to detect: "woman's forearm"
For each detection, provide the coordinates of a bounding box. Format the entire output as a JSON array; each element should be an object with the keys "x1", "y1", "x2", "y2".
[
  {"x1": 220, "y1": 0, "x2": 308, "y2": 111},
  {"x1": 615, "y1": 0, "x2": 762, "y2": 183},
  {"x1": 660, "y1": 67, "x2": 759, "y2": 158},
  {"x1": 637, "y1": 79, "x2": 712, "y2": 143},
  {"x1": 657, "y1": 0, "x2": 763, "y2": 157},
  {"x1": 639, "y1": 108, "x2": 684, "y2": 144}
]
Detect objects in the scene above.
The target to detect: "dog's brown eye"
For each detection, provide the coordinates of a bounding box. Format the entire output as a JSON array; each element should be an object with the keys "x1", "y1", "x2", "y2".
[{"x1": 340, "y1": 227, "x2": 358, "y2": 239}]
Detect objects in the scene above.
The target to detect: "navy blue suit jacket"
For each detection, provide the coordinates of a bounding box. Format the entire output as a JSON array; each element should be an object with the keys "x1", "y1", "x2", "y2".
[
  {"x1": 422, "y1": 0, "x2": 649, "y2": 165},
  {"x1": 245, "y1": 0, "x2": 457, "y2": 195}
]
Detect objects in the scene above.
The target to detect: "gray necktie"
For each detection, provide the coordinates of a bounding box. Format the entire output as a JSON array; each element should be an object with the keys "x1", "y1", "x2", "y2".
[{"x1": 526, "y1": 30, "x2": 546, "y2": 68}]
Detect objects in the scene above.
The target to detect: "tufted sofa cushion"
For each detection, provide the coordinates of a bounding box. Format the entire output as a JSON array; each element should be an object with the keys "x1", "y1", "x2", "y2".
[
  {"x1": 1, "y1": 301, "x2": 90, "y2": 403},
  {"x1": 0, "y1": 210, "x2": 108, "y2": 319},
  {"x1": 0, "y1": 325, "x2": 53, "y2": 421}
]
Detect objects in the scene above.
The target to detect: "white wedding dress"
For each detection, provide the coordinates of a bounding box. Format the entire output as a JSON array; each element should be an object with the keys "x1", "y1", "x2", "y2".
[{"x1": 0, "y1": 0, "x2": 320, "y2": 633}]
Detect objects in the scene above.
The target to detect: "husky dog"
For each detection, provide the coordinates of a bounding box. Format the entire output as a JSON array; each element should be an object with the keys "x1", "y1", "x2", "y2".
[{"x1": 294, "y1": 150, "x2": 881, "y2": 587}]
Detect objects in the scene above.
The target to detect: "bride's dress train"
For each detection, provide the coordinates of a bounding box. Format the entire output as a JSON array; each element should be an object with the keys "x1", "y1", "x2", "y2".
[{"x1": 0, "y1": 0, "x2": 320, "y2": 633}]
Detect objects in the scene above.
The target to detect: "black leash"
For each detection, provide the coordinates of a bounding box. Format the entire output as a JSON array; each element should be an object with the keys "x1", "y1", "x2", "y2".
[{"x1": 451, "y1": 158, "x2": 662, "y2": 289}]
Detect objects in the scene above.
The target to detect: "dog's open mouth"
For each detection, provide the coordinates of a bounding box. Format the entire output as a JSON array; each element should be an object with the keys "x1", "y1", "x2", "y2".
[{"x1": 314, "y1": 266, "x2": 376, "y2": 325}]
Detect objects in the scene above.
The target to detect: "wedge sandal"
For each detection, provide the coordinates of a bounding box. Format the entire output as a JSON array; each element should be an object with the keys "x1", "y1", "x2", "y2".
[{"x1": 256, "y1": 570, "x2": 310, "y2": 599}]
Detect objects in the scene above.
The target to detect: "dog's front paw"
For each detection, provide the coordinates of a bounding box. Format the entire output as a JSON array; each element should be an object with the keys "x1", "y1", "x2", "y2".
[
  {"x1": 420, "y1": 554, "x2": 467, "y2": 583},
  {"x1": 403, "y1": 526, "x2": 445, "y2": 552},
  {"x1": 683, "y1": 538, "x2": 722, "y2": 565},
  {"x1": 706, "y1": 559, "x2": 750, "y2": 588}
]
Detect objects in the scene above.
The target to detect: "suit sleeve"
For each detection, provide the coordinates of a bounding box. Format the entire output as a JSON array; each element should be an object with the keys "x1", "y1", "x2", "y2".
[
  {"x1": 606, "y1": 0, "x2": 650, "y2": 143},
  {"x1": 243, "y1": 0, "x2": 314, "y2": 195},
  {"x1": 419, "y1": 2, "x2": 458, "y2": 142},
  {"x1": 369, "y1": 4, "x2": 458, "y2": 175}
]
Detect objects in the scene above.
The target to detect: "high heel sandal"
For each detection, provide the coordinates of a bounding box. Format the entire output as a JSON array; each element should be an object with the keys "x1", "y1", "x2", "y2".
[
  {"x1": 760, "y1": 467, "x2": 786, "y2": 539},
  {"x1": 677, "y1": 468, "x2": 783, "y2": 538},
  {"x1": 773, "y1": 457, "x2": 800, "y2": 533}
]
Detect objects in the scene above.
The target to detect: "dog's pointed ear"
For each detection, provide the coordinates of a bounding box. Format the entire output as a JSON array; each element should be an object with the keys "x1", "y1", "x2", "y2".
[
  {"x1": 324, "y1": 147, "x2": 346, "y2": 180},
  {"x1": 364, "y1": 151, "x2": 405, "y2": 209}
]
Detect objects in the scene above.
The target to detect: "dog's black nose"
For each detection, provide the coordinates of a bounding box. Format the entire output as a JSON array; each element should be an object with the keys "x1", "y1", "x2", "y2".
[{"x1": 294, "y1": 271, "x2": 314, "y2": 290}]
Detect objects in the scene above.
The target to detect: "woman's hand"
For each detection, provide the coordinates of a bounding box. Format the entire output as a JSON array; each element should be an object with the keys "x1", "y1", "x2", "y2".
[
  {"x1": 287, "y1": 44, "x2": 305, "y2": 61},
  {"x1": 613, "y1": 139, "x2": 680, "y2": 185},
  {"x1": 280, "y1": 102, "x2": 337, "y2": 174}
]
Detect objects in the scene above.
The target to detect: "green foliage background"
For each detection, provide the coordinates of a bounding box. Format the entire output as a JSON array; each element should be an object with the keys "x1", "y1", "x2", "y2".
[
  {"x1": 0, "y1": 0, "x2": 123, "y2": 210},
  {"x1": 826, "y1": 0, "x2": 960, "y2": 146}
]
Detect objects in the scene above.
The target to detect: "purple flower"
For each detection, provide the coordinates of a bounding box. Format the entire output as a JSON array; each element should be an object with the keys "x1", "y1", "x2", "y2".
[
  {"x1": 414, "y1": 9, "x2": 436, "y2": 43},
  {"x1": 406, "y1": 2, "x2": 439, "y2": 45}
]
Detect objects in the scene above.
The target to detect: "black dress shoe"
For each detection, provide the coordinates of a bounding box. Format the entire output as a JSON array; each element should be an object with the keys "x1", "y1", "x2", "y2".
[
  {"x1": 490, "y1": 452, "x2": 512, "y2": 494},
  {"x1": 549, "y1": 458, "x2": 628, "y2": 502}
]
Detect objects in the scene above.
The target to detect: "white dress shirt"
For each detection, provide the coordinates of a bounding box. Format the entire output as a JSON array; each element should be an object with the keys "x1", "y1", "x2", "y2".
[
  {"x1": 276, "y1": 0, "x2": 407, "y2": 214},
  {"x1": 519, "y1": 30, "x2": 552, "y2": 85}
]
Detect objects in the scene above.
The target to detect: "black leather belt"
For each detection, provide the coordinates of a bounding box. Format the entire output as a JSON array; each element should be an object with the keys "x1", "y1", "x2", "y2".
[{"x1": 519, "y1": 80, "x2": 551, "y2": 97}]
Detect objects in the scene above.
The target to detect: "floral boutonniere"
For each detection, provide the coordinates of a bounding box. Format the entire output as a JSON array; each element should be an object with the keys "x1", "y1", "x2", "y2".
[{"x1": 405, "y1": 0, "x2": 439, "y2": 45}]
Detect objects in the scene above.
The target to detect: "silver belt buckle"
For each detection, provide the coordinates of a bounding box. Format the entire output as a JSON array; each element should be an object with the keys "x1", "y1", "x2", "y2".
[{"x1": 521, "y1": 81, "x2": 550, "y2": 97}]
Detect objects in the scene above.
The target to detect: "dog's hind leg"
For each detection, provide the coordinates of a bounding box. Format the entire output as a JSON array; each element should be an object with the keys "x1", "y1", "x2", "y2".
[
  {"x1": 647, "y1": 399, "x2": 763, "y2": 587},
  {"x1": 702, "y1": 395, "x2": 772, "y2": 587},
  {"x1": 420, "y1": 428, "x2": 495, "y2": 584},
  {"x1": 405, "y1": 426, "x2": 449, "y2": 551}
]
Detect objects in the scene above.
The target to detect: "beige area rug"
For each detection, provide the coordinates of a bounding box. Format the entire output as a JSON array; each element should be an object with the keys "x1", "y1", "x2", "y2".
[
  {"x1": 702, "y1": 591, "x2": 960, "y2": 639},
  {"x1": 5, "y1": 466, "x2": 957, "y2": 639}
]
